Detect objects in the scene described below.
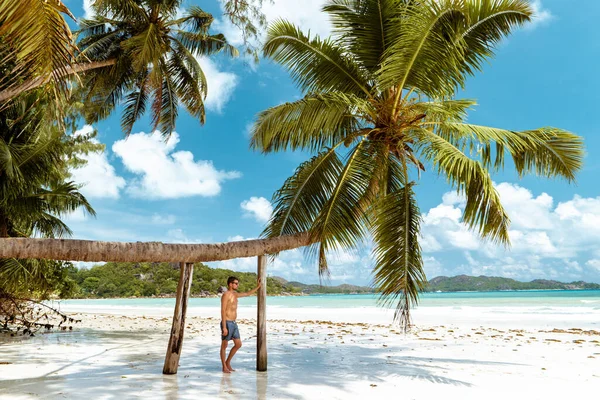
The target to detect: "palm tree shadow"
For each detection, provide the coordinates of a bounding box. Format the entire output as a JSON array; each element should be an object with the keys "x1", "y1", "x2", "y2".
[{"x1": 0, "y1": 329, "x2": 524, "y2": 399}]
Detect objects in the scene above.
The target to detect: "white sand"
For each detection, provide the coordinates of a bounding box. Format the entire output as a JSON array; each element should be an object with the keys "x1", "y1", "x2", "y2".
[{"x1": 1, "y1": 305, "x2": 598, "y2": 399}]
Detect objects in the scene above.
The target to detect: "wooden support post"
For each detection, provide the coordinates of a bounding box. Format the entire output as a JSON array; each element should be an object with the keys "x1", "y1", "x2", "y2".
[
  {"x1": 256, "y1": 255, "x2": 267, "y2": 371},
  {"x1": 163, "y1": 262, "x2": 194, "y2": 374}
]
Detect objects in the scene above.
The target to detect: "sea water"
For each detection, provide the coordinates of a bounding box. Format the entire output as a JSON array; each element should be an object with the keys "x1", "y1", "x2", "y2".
[{"x1": 58, "y1": 289, "x2": 600, "y2": 310}]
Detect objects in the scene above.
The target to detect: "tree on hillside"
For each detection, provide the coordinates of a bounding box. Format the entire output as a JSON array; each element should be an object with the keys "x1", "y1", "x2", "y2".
[{"x1": 250, "y1": 0, "x2": 585, "y2": 330}]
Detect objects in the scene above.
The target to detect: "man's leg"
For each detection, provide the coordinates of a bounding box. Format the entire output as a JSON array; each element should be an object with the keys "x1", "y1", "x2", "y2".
[
  {"x1": 225, "y1": 339, "x2": 242, "y2": 371},
  {"x1": 220, "y1": 340, "x2": 231, "y2": 373}
]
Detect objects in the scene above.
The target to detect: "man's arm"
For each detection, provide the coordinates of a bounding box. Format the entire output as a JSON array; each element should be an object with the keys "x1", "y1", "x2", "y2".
[
  {"x1": 237, "y1": 278, "x2": 262, "y2": 298},
  {"x1": 221, "y1": 293, "x2": 228, "y2": 334}
]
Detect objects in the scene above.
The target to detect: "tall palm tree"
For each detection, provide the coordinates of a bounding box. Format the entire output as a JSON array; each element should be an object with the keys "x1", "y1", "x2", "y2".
[
  {"x1": 250, "y1": 0, "x2": 584, "y2": 330},
  {"x1": 75, "y1": 0, "x2": 239, "y2": 136},
  {"x1": 0, "y1": 91, "x2": 96, "y2": 293},
  {"x1": 0, "y1": 0, "x2": 238, "y2": 136},
  {"x1": 0, "y1": 0, "x2": 278, "y2": 136}
]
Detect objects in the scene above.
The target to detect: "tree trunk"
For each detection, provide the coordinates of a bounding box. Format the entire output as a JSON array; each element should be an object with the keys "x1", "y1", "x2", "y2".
[
  {"x1": 0, "y1": 59, "x2": 117, "y2": 103},
  {"x1": 163, "y1": 262, "x2": 194, "y2": 374},
  {"x1": 0, "y1": 209, "x2": 8, "y2": 238},
  {"x1": 0, "y1": 233, "x2": 313, "y2": 262},
  {"x1": 256, "y1": 255, "x2": 267, "y2": 371}
]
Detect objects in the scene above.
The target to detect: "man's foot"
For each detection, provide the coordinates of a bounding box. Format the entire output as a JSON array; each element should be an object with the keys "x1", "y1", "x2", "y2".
[{"x1": 226, "y1": 363, "x2": 236, "y2": 371}]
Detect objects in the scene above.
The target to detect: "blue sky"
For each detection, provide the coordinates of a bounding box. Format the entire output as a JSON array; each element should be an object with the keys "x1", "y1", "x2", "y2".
[{"x1": 63, "y1": 1, "x2": 600, "y2": 285}]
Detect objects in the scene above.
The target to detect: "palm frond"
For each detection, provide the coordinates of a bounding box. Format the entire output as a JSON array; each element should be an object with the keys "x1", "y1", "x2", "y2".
[
  {"x1": 310, "y1": 139, "x2": 376, "y2": 276},
  {"x1": 414, "y1": 127, "x2": 510, "y2": 244},
  {"x1": 378, "y1": 0, "x2": 531, "y2": 97},
  {"x1": 168, "y1": 6, "x2": 213, "y2": 34},
  {"x1": 121, "y1": 78, "x2": 149, "y2": 135},
  {"x1": 434, "y1": 123, "x2": 584, "y2": 181},
  {"x1": 175, "y1": 32, "x2": 239, "y2": 58},
  {"x1": 167, "y1": 46, "x2": 205, "y2": 123},
  {"x1": 264, "y1": 145, "x2": 346, "y2": 240},
  {"x1": 251, "y1": 92, "x2": 368, "y2": 153},
  {"x1": 263, "y1": 19, "x2": 373, "y2": 98},
  {"x1": 324, "y1": 0, "x2": 397, "y2": 73},
  {"x1": 372, "y1": 183, "x2": 426, "y2": 331},
  {"x1": 0, "y1": 0, "x2": 76, "y2": 101},
  {"x1": 92, "y1": 0, "x2": 148, "y2": 22}
]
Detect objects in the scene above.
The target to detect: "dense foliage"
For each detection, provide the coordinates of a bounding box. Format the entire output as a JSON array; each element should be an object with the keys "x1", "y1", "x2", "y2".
[{"x1": 67, "y1": 262, "x2": 303, "y2": 298}]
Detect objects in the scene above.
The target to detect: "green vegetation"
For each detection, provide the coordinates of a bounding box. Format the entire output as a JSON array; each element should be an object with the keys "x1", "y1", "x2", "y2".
[
  {"x1": 425, "y1": 275, "x2": 600, "y2": 292},
  {"x1": 67, "y1": 262, "x2": 304, "y2": 298},
  {"x1": 61, "y1": 263, "x2": 378, "y2": 298}
]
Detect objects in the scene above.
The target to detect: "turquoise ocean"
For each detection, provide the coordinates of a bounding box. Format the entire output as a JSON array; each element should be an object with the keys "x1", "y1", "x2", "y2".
[{"x1": 60, "y1": 289, "x2": 600, "y2": 310}]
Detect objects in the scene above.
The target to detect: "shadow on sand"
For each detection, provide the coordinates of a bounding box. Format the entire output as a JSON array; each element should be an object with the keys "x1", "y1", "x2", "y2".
[{"x1": 0, "y1": 328, "x2": 521, "y2": 399}]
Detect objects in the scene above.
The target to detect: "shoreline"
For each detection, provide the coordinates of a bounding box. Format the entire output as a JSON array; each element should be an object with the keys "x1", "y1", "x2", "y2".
[{"x1": 56, "y1": 287, "x2": 600, "y2": 301}]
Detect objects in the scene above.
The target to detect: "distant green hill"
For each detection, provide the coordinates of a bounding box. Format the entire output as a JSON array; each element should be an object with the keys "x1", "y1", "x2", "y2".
[
  {"x1": 424, "y1": 275, "x2": 600, "y2": 292},
  {"x1": 66, "y1": 262, "x2": 599, "y2": 299},
  {"x1": 282, "y1": 280, "x2": 374, "y2": 294},
  {"x1": 67, "y1": 262, "x2": 304, "y2": 298},
  {"x1": 65, "y1": 262, "x2": 373, "y2": 298}
]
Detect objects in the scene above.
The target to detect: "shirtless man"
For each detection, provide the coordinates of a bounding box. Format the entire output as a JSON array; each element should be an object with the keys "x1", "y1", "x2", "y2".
[{"x1": 220, "y1": 276, "x2": 261, "y2": 373}]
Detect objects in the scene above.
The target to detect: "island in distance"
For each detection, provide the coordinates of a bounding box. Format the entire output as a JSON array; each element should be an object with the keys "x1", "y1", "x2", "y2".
[{"x1": 68, "y1": 262, "x2": 600, "y2": 298}]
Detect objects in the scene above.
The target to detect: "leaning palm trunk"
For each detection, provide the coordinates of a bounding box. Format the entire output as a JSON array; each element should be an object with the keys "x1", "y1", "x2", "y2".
[
  {"x1": 0, "y1": 60, "x2": 116, "y2": 103},
  {"x1": 0, "y1": 233, "x2": 312, "y2": 263}
]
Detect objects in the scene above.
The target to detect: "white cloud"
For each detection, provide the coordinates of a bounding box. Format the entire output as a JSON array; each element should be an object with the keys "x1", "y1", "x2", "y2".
[
  {"x1": 112, "y1": 131, "x2": 241, "y2": 199},
  {"x1": 196, "y1": 56, "x2": 238, "y2": 113},
  {"x1": 82, "y1": 0, "x2": 93, "y2": 19},
  {"x1": 215, "y1": 0, "x2": 331, "y2": 48},
  {"x1": 240, "y1": 196, "x2": 273, "y2": 223},
  {"x1": 420, "y1": 182, "x2": 600, "y2": 282},
  {"x1": 151, "y1": 214, "x2": 176, "y2": 225},
  {"x1": 527, "y1": 1, "x2": 553, "y2": 30},
  {"x1": 69, "y1": 125, "x2": 126, "y2": 199},
  {"x1": 586, "y1": 260, "x2": 600, "y2": 272},
  {"x1": 496, "y1": 183, "x2": 553, "y2": 229}
]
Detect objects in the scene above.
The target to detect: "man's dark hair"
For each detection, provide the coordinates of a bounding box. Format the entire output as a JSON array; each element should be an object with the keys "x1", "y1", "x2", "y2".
[{"x1": 227, "y1": 276, "x2": 239, "y2": 285}]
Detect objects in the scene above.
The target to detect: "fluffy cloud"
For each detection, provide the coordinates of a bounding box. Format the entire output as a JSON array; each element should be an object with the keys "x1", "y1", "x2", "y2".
[
  {"x1": 196, "y1": 56, "x2": 239, "y2": 113},
  {"x1": 241, "y1": 196, "x2": 273, "y2": 223},
  {"x1": 69, "y1": 125, "x2": 126, "y2": 199},
  {"x1": 82, "y1": 0, "x2": 93, "y2": 19},
  {"x1": 420, "y1": 182, "x2": 600, "y2": 282},
  {"x1": 112, "y1": 131, "x2": 241, "y2": 199},
  {"x1": 215, "y1": 0, "x2": 331, "y2": 48}
]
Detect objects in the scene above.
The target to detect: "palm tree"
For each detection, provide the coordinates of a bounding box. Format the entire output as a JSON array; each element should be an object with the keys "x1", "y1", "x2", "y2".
[
  {"x1": 0, "y1": 91, "x2": 96, "y2": 293},
  {"x1": 75, "y1": 0, "x2": 240, "y2": 136},
  {"x1": 0, "y1": 0, "x2": 280, "y2": 136},
  {"x1": 250, "y1": 0, "x2": 584, "y2": 330},
  {"x1": 1, "y1": 0, "x2": 239, "y2": 136}
]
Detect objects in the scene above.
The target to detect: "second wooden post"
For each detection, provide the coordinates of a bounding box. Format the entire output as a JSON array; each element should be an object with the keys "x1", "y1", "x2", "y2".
[
  {"x1": 163, "y1": 261, "x2": 194, "y2": 374},
  {"x1": 257, "y1": 255, "x2": 267, "y2": 371}
]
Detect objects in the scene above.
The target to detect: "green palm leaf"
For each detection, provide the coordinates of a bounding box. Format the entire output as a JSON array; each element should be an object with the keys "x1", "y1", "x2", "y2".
[
  {"x1": 433, "y1": 123, "x2": 584, "y2": 181},
  {"x1": 264, "y1": 146, "x2": 345, "y2": 239},
  {"x1": 311, "y1": 139, "x2": 376, "y2": 276},
  {"x1": 372, "y1": 183, "x2": 426, "y2": 331},
  {"x1": 251, "y1": 93, "x2": 368, "y2": 153},
  {"x1": 263, "y1": 19, "x2": 373, "y2": 98},
  {"x1": 414, "y1": 127, "x2": 510, "y2": 244}
]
